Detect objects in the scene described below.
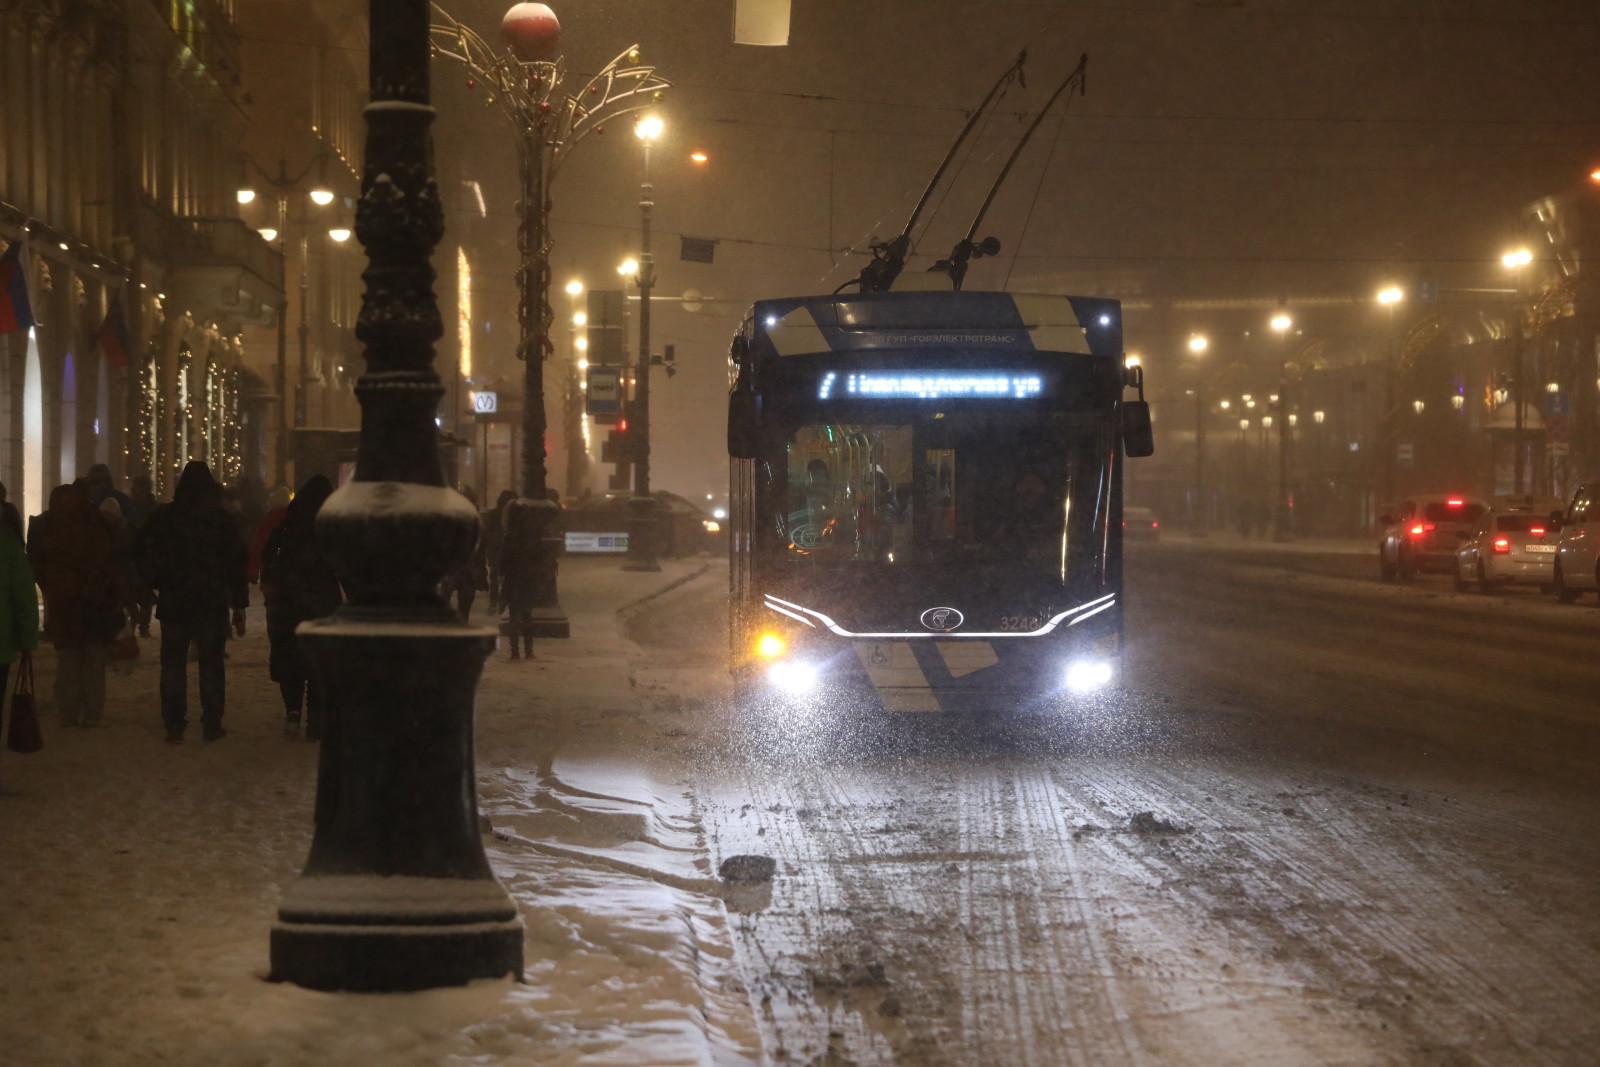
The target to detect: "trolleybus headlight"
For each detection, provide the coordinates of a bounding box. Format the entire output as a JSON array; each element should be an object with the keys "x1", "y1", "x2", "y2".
[
  {"x1": 768, "y1": 660, "x2": 819, "y2": 694},
  {"x1": 1064, "y1": 659, "x2": 1116, "y2": 693}
]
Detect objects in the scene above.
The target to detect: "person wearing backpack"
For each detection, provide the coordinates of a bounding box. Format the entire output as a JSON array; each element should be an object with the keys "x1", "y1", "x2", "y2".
[{"x1": 259, "y1": 475, "x2": 341, "y2": 739}]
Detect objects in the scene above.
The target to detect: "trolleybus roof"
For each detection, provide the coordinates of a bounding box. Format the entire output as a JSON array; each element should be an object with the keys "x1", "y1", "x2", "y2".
[{"x1": 742, "y1": 290, "x2": 1123, "y2": 362}]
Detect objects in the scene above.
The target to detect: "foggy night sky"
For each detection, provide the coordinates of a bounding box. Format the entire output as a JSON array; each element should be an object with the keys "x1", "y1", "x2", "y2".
[{"x1": 427, "y1": 0, "x2": 1600, "y2": 497}]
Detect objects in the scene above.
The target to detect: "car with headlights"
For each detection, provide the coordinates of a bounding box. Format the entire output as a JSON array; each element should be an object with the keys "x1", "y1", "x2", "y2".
[
  {"x1": 1122, "y1": 506, "x2": 1161, "y2": 541},
  {"x1": 1378, "y1": 495, "x2": 1488, "y2": 580},
  {"x1": 562, "y1": 491, "x2": 726, "y2": 557},
  {"x1": 1553, "y1": 482, "x2": 1600, "y2": 603},
  {"x1": 1454, "y1": 508, "x2": 1558, "y2": 593}
]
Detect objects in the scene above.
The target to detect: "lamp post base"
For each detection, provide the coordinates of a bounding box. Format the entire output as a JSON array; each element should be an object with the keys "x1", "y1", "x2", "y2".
[
  {"x1": 269, "y1": 614, "x2": 523, "y2": 992},
  {"x1": 271, "y1": 877, "x2": 524, "y2": 992}
]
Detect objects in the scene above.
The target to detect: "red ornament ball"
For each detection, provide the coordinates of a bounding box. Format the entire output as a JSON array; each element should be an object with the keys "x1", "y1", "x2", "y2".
[{"x1": 501, "y1": 3, "x2": 561, "y2": 62}]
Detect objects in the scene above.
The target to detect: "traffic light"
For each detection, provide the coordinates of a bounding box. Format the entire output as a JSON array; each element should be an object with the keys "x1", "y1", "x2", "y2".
[{"x1": 602, "y1": 419, "x2": 637, "y2": 464}]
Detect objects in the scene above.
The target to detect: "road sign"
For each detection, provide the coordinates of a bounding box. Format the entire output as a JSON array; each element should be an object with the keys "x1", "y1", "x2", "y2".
[
  {"x1": 471, "y1": 391, "x2": 498, "y2": 414},
  {"x1": 1397, "y1": 442, "x2": 1414, "y2": 465},
  {"x1": 586, "y1": 366, "x2": 622, "y2": 416},
  {"x1": 1546, "y1": 392, "x2": 1569, "y2": 417}
]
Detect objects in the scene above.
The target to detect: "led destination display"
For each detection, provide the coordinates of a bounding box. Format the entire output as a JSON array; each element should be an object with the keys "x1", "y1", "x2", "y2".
[{"x1": 817, "y1": 370, "x2": 1044, "y2": 400}]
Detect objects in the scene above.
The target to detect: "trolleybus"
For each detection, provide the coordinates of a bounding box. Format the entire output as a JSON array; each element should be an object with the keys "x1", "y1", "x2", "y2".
[{"x1": 726, "y1": 286, "x2": 1153, "y2": 714}]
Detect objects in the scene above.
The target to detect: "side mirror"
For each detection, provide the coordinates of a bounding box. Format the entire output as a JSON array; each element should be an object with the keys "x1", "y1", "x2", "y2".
[
  {"x1": 1122, "y1": 400, "x2": 1154, "y2": 458},
  {"x1": 728, "y1": 391, "x2": 761, "y2": 459}
]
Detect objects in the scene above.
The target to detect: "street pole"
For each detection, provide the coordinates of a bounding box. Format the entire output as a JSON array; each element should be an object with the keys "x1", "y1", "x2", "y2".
[
  {"x1": 296, "y1": 234, "x2": 310, "y2": 434},
  {"x1": 1274, "y1": 361, "x2": 1293, "y2": 542},
  {"x1": 564, "y1": 282, "x2": 587, "y2": 498},
  {"x1": 269, "y1": 0, "x2": 522, "y2": 992},
  {"x1": 624, "y1": 125, "x2": 660, "y2": 571},
  {"x1": 1192, "y1": 374, "x2": 1206, "y2": 537},
  {"x1": 274, "y1": 194, "x2": 289, "y2": 486},
  {"x1": 430, "y1": 5, "x2": 669, "y2": 651}
]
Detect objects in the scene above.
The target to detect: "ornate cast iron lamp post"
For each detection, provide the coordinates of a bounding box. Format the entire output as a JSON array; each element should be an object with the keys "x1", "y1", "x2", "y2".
[
  {"x1": 269, "y1": 0, "x2": 523, "y2": 992},
  {"x1": 431, "y1": 3, "x2": 669, "y2": 651}
]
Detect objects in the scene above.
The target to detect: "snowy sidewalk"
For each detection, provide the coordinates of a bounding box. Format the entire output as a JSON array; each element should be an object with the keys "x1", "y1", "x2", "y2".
[{"x1": 0, "y1": 554, "x2": 760, "y2": 1066}]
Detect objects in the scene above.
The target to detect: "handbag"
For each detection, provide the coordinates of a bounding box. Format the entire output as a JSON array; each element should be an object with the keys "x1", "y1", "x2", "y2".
[
  {"x1": 5, "y1": 652, "x2": 42, "y2": 754},
  {"x1": 110, "y1": 623, "x2": 140, "y2": 676}
]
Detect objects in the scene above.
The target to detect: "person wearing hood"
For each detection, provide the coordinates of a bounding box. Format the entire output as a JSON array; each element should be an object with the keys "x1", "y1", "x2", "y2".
[
  {"x1": 29, "y1": 484, "x2": 125, "y2": 727},
  {"x1": 133, "y1": 461, "x2": 249, "y2": 743},
  {"x1": 259, "y1": 475, "x2": 341, "y2": 739}
]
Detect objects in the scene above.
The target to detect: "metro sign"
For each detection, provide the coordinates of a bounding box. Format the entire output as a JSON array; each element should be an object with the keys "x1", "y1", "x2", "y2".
[{"x1": 471, "y1": 391, "x2": 498, "y2": 414}]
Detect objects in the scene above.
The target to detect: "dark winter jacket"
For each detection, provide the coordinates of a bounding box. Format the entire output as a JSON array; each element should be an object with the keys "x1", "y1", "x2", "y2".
[
  {"x1": 260, "y1": 475, "x2": 341, "y2": 628},
  {"x1": 133, "y1": 462, "x2": 249, "y2": 623},
  {"x1": 0, "y1": 527, "x2": 39, "y2": 665},
  {"x1": 30, "y1": 484, "x2": 124, "y2": 648}
]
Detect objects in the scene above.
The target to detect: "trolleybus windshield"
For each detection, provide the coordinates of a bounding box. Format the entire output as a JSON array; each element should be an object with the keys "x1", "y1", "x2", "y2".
[{"x1": 774, "y1": 407, "x2": 1115, "y2": 587}]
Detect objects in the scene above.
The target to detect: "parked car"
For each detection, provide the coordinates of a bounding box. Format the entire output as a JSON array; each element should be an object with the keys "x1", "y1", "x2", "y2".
[
  {"x1": 1378, "y1": 495, "x2": 1488, "y2": 580},
  {"x1": 1454, "y1": 507, "x2": 1558, "y2": 593},
  {"x1": 1122, "y1": 506, "x2": 1161, "y2": 541},
  {"x1": 1553, "y1": 482, "x2": 1600, "y2": 603},
  {"x1": 561, "y1": 491, "x2": 726, "y2": 558}
]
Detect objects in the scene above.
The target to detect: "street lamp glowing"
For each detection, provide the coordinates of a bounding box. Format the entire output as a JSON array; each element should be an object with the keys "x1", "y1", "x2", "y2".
[
  {"x1": 690, "y1": 150, "x2": 708, "y2": 164},
  {"x1": 258, "y1": 227, "x2": 279, "y2": 243},
  {"x1": 1377, "y1": 287, "x2": 1403, "y2": 305},
  {"x1": 575, "y1": 336, "x2": 588, "y2": 351},
  {"x1": 237, "y1": 187, "x2": 256, "y2": 205},
  {"x1": 1124, "y1": 355, "x2": 1141, "y2": 368},
  {"x1": 1270, "y1": 313, "x2": 1291, "y2": 332},
  {"x1": 618, "y1": 258, "x2": 639, "y2": 276},
  {"x1": 328, "y1": 227, "x2": 352, "y2": 242},
  {"x1": 1188, "y1": 335, "x2": 1208, "y2": 353},
  {"x1": 1501, "y1": 248, "x2": 1532, "y2": 269},
  {"x1": 1313, "y1": 410, "x2": 1326, "y2": 424},
  {"x1": 1219, "y1": 399, "x2": 1231, "y2": 410},
  {"x1": 309, "y1": 188, "x2": 336, "y2": 207},
  {"x1": 635, "y1": 114, "x2": 664, "y2": 142},
  {"x1": 565, "y1": 279, "x2": 584, "y2": 296},
  {"x1": 572, "y1": 311, "x2": 587, "y2": 327}
]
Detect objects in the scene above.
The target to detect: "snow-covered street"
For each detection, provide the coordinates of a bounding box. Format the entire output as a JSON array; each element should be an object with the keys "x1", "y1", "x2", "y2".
[
  {"x1": 4, "y1": 543, "x2": 1600, "y2": 1066},
  {"x1": 0, "y1": 557, "x2": 761, "y2": 1066}
]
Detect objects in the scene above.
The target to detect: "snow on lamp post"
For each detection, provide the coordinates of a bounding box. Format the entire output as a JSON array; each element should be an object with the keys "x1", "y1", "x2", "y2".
[
  {"x1": 431, "y1": 3, "x2": 669, "y2": 653},
  {"x1": 269, "y1": 0, "x2": 523, "y2": 992}
]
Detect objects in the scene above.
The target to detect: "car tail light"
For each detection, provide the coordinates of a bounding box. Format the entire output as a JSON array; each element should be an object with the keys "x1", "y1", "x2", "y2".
[
  {"x1": 1151, "y1": 521, "x2": 1159, "y2": 529},
  {"x1": 1492, "y1": 537, "x2": 1511, "y2": 554},
  {"x1": 1409, "y1": 523, "x2": 1434, "y2": 537},
  {"x1": 1530, "y1": 526, "x2": 1545, "y2": 537},
  {"x1": 1446, "y1": 498, "x2": 1464, "y2": 507}
]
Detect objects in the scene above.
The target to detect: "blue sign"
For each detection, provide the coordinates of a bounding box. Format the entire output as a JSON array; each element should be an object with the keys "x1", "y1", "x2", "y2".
[
  {"x1": 586, "y1": 366, "x2": 622, "y2": 415},
  {"x1": 1546, "y1": 392, "x2": 1569, "y2": 417}
]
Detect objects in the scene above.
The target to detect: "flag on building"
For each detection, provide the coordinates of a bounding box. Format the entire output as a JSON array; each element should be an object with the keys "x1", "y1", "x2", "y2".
[
  {"x1": 97, "y1": 290, "x2": 132, "y2": 369},
  {"x1": 0, "y1": 239, "x2": 36, "y2": 336}
]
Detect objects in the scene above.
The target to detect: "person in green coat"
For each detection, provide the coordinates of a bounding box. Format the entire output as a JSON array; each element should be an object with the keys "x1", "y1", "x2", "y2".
[{"x1": 0, "y1": 513, "x2": 40, "y2": 762}]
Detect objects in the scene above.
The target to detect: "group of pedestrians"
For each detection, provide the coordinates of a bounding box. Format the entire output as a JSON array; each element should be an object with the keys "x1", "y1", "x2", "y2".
[
  {"x1": 0, "y1": 463, "x2": 524, "y2": 748},
  {"x1": 0, "y1": 461, "x2": 348, "y2": 748}
]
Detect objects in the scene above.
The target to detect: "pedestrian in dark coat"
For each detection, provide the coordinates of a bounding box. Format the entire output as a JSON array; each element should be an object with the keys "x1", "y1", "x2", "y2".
[
  {"x1": 441, "y1": 484, "x2": 486, "y2": 620},
  {"x1": 260, "y1": 475, "x2": 341, "y2": 739},
  {"x1": 133, "y1": 461, "x2": 249, "y2": 743},
  {"x1": 484, "y1": 489, "x2": 515, "y2": 614},
  {"x1": 0, "y1": 522, "x2": 38, "y2": 790},
  {"x1": 30, "y1": 484, "x2": 124, "y2": 726},
  {"x1": 127, "y1": 475, "x2": 158, "y2": 636}
]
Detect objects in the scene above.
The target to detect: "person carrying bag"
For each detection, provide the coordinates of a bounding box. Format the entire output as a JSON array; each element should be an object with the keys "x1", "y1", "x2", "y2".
[{"x1": 5, "y1": 651, "x2": 41, "y2": 753}]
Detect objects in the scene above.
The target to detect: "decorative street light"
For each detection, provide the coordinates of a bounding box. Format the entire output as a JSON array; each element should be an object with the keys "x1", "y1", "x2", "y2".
[
  {"x1": 1270, "y1": 311, "x2": 1294, "y2": 543},
  {"x1": 564, "y1": 279, "x2": 587, "y2": 498},
  {"x1": 1502, "y1": 248, "x2": 1532, "y2": 494},
  {"x1": 269, "y1": 0, "x2": 522, "y2": 992},
  {"x1": 431, "y1": 2, "x2": 670, "y2": 653},
  {"x1": 1188, "y1": 334, "x2": 1208, "y2": 537},
  {"x1": 238, "y1": 153, "x2": 339, "y2": 486},
  {"x1": 623, "y1": 112, "x2": 663, "y2": 572}
]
